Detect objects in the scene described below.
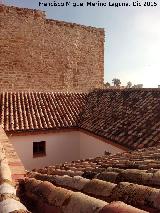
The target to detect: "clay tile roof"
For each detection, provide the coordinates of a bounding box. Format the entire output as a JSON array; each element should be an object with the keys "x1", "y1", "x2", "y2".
[
  {"x1": 2, "y1": 89, "x2": 160, "y2": 149},
  {"x1": 21, "y1": 177, "x2": 148, "y2": 213},
  {"x1": 0, "y1": 92, "x2": 87, "y2": 132},
  {"x1": 26, "y1": 144, "x2": 160, "y2": 212},
  {"x1": 79, "y1": 89, "x2": 160, "y2": 150}
]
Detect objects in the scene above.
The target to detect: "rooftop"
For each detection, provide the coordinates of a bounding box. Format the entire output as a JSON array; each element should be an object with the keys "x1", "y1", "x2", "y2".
[
  {"x1": 1, "y1": 89, "x2": 160, "y2": 212},
  {"x1": 0, "y1": 92, "x2": 86, "y2": 132},
  {"x1": 0, "y1": 126, "x2": 151, "y2": 213},
  {"x1": 23, "y1": 144, "x2": 160, "y2": 212},
  {"x1": 80, "y1": 88, "x2": 160, "y2": 150},
  {"x1": 1, "y1": 89, "x2": 160, "y2": 150}
]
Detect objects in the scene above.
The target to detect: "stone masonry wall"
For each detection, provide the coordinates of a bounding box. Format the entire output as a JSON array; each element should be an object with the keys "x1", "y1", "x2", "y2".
[{"x1": 0, "y1": 4, "x2": 104, "y2": 92}]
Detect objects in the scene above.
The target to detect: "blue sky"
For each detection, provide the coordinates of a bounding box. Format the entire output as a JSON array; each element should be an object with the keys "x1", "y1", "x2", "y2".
[{"x1": 4, "y1": 0, "x2": 160, "y2": 87}]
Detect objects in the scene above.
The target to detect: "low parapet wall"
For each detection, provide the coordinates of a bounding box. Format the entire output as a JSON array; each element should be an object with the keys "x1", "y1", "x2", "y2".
[{"x1": 0, "y1": 126, "x2": 28, "y2": 212}]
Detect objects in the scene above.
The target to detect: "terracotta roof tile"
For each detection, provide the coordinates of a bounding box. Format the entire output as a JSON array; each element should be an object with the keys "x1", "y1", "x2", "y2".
[
  {"x1": 95, "y1": 171, "x2": 118, "y2": 183},
  {"x1": 2, "y1": 89, "x2": 160, "y2": 149},
  {"x1": 63, "y1": 192, "x2": 107, "y2": 213},
  {"x1": 100, "y1": 201, "x2": 147, "y2": 213},
  {"x1": 26, "y1": 172, "x2": 151, "y2": 212},
  {"x1": 82, "y1": 179, "x2": 116, "y2": 200},
  {"x1": 27, "y1": 145, "x2": 160, "y2": 212},
  {"x1": 22, "y1": 178, "x2": 108, "y2": 213},
  {"x1": 0, "y1": 92, "x2": 86, "y2": 132},
  {"x1": 79, "y1": 89, "x2": 160, "y2": 149}
]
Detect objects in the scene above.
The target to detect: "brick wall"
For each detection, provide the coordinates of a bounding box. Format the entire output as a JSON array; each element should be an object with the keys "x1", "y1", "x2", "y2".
[{"x1": 0, "y1": 4, "x2": 104, "y2": 92}]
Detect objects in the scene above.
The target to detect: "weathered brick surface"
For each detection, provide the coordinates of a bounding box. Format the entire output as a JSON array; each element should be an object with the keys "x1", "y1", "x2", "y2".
[{"x1": 0, "y1": 4, "x2": 104, "y2": 92}]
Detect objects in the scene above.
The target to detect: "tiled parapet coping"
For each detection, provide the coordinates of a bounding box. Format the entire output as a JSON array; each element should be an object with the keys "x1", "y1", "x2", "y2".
[
  {"x1": 0, "y1": 126, "x2": 29, "y2": 212},
  {"x1": 21, "y1": 178, "x2": 147, "y2": 213}
]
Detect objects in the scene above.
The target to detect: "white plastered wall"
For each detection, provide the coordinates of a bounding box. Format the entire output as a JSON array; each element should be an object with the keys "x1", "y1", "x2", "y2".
[
  {"x1": 79, "y1": 132, "x2": 124, "y2": 159},
  {"x1": 9, "y1": 131, "x2": 125, "y2": 170},
  {"x1": 9, "y1": 131, "x2": 80, "y2": 170}
]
